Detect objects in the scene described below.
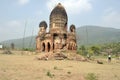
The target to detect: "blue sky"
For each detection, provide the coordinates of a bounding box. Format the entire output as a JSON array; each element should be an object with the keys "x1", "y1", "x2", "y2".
[{"x1": 0, "y1": 0, "x2": 120, "y2": 42}]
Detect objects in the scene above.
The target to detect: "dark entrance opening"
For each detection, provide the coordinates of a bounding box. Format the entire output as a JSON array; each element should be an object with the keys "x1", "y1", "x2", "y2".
[
  {"x1": 48, "y1": 42, "x2": 50, "y2": 52},
  {"x1": 42, "y1": 43, "x2": 45, "y2": 52},
  {"x1": 53, "y1": 33, "x2": 58, "y2": 39},
  {"x1": 63, "y1": 34, "x2": 67, "y2": 39}
]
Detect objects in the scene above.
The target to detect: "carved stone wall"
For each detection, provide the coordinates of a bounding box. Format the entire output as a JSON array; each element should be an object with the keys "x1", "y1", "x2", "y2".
[{"x1": 36, "y1": 3, "x2": 77, "y2": 53}]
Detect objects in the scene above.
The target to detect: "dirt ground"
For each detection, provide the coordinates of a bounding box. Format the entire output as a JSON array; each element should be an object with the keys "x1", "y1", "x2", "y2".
[{"x1": 0, "y1": 50, "x2": 120, "y2": 80}]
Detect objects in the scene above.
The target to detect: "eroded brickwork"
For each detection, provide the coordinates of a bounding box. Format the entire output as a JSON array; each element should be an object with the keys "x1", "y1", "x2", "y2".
[{"x1": 36, "y1": 3, "x2": 77, "y2": 53}]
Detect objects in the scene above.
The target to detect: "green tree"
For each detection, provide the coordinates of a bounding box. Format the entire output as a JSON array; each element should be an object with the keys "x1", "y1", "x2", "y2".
[
  {"x1": 90, "y1": 46, "x2": 100, "y2": 55},
  {"x1": 78, "y1": 45, "x2": 87, "y2": 56}
]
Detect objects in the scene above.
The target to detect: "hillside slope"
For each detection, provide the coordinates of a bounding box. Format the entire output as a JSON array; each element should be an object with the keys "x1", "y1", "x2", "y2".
[
  {"x1": 1, "y1": 26, "x2": 120, "y2": 48},
  {"x1": 77, "y1": 26, "x2": 120, "y2": 45}
]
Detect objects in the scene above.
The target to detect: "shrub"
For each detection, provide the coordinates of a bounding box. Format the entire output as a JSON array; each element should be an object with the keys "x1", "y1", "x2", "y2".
[
  {"x1": 22, "y1": 48, "x2": 35, "y2": 52},
  {"x1": 67, "y1": 71, "x2": 71, "y2": 74},
  {"x1": 46, "y1": 71, "x2": 54, "y2": 78},
  {"x1": 85, "y1": 73, "x2": 98, "y2": 80}
]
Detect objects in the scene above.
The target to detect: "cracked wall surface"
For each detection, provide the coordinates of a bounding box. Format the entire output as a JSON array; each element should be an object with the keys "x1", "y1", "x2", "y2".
[{"x1": 36, "y1": 3, "x2": 77, "y2": 53}]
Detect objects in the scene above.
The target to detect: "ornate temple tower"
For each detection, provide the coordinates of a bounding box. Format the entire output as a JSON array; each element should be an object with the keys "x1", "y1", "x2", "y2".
[
  {"x1": 49, "y1": 3, "x2": 68, "y2": 33},
  {"x1": 36, "y1": 3, "x2": 77, "y2": 53}
]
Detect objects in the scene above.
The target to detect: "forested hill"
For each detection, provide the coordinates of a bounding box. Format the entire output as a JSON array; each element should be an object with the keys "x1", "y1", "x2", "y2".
[
  {"x1": 76, "y1": 26, "x2": 120, "y2": 45},
  {"x1": 1, "y1": 26, "x2": 120, "y2": 48}
]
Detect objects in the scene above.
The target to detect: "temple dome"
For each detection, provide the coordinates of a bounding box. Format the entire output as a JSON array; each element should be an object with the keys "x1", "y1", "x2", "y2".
[
  {"x1": 70, "y1": 24, "x2": 76, "y2": 32},
  {"x1": 39, "y1": 21, "x2": 47, "y2": 29},
  {"x1": 50, "y1": 3, "x2": 68, "y2": 21}
]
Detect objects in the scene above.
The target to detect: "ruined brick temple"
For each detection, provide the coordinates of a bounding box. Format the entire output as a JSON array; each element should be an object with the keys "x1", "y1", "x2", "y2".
[{"x1": 36, "y1": 3, "x2": 77, "y2": 53}]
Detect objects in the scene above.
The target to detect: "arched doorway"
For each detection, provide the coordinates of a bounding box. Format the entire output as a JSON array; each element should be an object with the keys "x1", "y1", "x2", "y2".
[
  {"x1": 48, "y1": 42, "x2": 51, "y2": 52},
  {"x1": 42, "y1": 43, "x2": 45, "y2": 52}
]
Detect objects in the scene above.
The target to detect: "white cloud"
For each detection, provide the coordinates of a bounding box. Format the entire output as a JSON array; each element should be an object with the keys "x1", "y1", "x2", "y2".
[
  {"x1": 46, "y1": 0, "x2": 92, "y2": 14},
  {"x1": 101, "y1": 9, "x2": 120, "y2": 29},
  {"x1": 18, "y1": 0, "x2": 29, "y2": 5}
]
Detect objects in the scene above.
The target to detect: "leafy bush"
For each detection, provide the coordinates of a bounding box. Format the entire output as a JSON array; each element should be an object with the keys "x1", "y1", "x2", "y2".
[
  {"x1": 67, "y1": 71, "x2": 71, "y2": 74},
  {"x1": 22, "y1": 48, "x2": 35, "y2": 52},
  {"x1": 46, "y1": 71, "x2": 54, "y2": 78},
  {"x1": 85, "y1": 73, "x2": 98, "y2": 80}
]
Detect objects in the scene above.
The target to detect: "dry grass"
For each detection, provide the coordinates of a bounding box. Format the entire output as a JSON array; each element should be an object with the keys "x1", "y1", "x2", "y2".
[{"x1": 0, "y1": 50, "x2": 120, "y2": 80}]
